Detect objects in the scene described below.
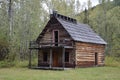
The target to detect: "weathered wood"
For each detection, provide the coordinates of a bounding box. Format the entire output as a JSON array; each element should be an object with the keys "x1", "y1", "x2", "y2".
[
  {"x1": 29, "y1": 41, "x2": 73, "y2": 49},
  {"x1": 62, "y1": 47, "x2": 65, "y2": 69},
  {"x1": 30, "y1": 14, "x2": 106, "y2": 68},
  {"x1": 75, "y1": 42, "x2": 105, "y2": 67},
  {"x1": 29, "y1": 50, "x2": 32, "y2": 68},
  {"x1": 49, "y1": 48, "x2": 52, "y2": 68},
  {"x1": 38, "y1": 20, "x2": 72, "y2": 46}
]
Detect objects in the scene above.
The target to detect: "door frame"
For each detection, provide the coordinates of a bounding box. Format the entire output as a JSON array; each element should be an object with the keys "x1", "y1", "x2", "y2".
[
  {"x1": 52, "y1": 52, "x2": 59, "y2": 67},
  {"x1": 95, "y1": 53, "x2": 98, "y2": 66},
  {"x1": 52, "y1": 30, "x2": 59, "y2": 46}
]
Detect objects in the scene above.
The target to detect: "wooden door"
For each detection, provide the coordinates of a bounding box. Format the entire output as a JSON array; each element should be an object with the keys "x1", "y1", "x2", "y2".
[
  {"x1": 95, "y1": 53, "x2": 98, "y2": 65},
  {"x1": 52, "y1": 53, "x2": 59, "y2": 67}
]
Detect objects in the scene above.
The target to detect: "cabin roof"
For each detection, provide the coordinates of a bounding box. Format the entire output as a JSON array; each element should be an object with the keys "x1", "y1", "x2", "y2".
[
  {"x1": 37, "y1": 11, "x2": 107, "y2": 45},
  {"x1": 56, "y1": 18, "x2": 107, "y2": 44}
]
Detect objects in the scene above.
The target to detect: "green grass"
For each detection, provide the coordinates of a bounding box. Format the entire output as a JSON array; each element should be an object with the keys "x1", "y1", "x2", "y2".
[
  {"x1": 0, "y1": 56, "x2": 120, "y2": 80},
  {"x1": 105, "y1": 56, "x2": 120, "y2": 67},
  {"x1": 0, "y1": 66, "x2": 120, "y2": 80}
]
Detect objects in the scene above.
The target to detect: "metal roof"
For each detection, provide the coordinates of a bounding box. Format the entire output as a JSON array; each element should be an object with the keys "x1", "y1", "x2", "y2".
[{"x1": 57, "y1": 18, "x2": 107, "y2": 45}]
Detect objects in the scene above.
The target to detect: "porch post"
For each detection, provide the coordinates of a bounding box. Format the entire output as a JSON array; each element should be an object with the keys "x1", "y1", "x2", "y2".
[
  {"x1": 29, "y1": 49, "x2": 32, "y2": 68},
  {"x1": 49, "y1": 48, "x2": 52, "y2": 69},
  {"x1": 37, "y1": 49, "x2": 39, "y2": 67},
  {"x1": 62, "y1": 47, "x2": 65, "y2": 69}
]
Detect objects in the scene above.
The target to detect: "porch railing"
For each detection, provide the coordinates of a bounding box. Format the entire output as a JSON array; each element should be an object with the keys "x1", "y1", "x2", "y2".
[{"x1": 29, "y1": 41, "x2": 73, "y2": 49}]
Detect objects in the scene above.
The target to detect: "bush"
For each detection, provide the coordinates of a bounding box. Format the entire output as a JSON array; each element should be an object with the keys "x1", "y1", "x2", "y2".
[
  {"x1": 105, "y1": 56, "x2": 120, "y2": 67},
  {"x1": 0, "y1": 58, "x2": 38, "y2": 68},
  {"x1": 0, "y1": 39, "x2": 9, "y2": 61},
  {"x1": 0, "y1": 60, "x2": 29, "y2": 68},
  {"x1": 14, "y1": 58, "x2": 38, "y2": 68},
  {"x1": 0, "y1": 60, "x2": 15, "y2": 68},
  {"x1": 14, "y1": 60, "x2": 28, "y2": 68}
]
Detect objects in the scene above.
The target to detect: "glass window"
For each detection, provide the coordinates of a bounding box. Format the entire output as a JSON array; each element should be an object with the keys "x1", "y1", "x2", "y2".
[
  {"x1": 65, "y1": 52, "x2": 69, "y2": 62},
  {"x1": 43, "y1": 52, "x2": 48, "y2": 62}
]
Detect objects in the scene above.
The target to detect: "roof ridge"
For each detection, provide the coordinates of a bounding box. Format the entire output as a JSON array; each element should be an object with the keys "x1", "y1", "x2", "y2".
[{"x1": 50, "y1": 11, "x2": 77, "y2": 24}]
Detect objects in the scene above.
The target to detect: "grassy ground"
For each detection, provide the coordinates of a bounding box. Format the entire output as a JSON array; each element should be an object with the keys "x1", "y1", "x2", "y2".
[
  {"x1": 0, "y1": 56, "x2": 120, "y2": 80},
  {"x1": 0, "y1": 66, "x2": 120, "y2": 80}
]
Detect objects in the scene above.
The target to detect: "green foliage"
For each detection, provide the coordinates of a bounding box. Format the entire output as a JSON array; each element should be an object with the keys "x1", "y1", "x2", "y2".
[
  {"x1": 0, "y1": 59, "x2": 37, "y2": 68},
  {"x1": 0, "y1": 39, "x2": 9, "y2": 61},
  {"x1": 106, "y1": 6, "x2": 120, "y2": 57},
  {"x1": 0, "y1": 0, "x2": 81, "y2": 62},
  {"x1": 114, "y1": 0, "x2": 120, "y2": 6},
  {"x1": 13, "y1": 58, "x2": 37, "y2": 68},
  {"x1": 105, "y1": 56, "x2": 120, "y2": 67},
  {"x1": 0, "y1": 1, "x2": 10, "y2": 61},
  {"x1": 0, "y1": 0, "x2": 120, "y2": 66},
  {"x1": 76, "y1": 2, "x2": 120, "y2": 57},
  {"x1": 13, "y1": 60, "x2": 28, "y2": 68},
  {"x1": 0, "y1": 61, "x2": 15, "y2": 68}
]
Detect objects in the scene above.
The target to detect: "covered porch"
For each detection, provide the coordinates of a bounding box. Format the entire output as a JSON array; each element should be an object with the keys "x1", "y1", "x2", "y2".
[{"x1": 29, "y1": 41, "x2": 75, "y2": 69}]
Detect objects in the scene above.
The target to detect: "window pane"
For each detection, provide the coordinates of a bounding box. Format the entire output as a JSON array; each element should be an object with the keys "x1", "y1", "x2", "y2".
[
  {"x1": 65, "y1": 52, "x2": 69, "y2": 62},
  {"x1": 54, "y1": 30, "x2": 59, "y2": 46},
  {"x1": 43, "y1": 52, "x2": 48, "y2": 62}
]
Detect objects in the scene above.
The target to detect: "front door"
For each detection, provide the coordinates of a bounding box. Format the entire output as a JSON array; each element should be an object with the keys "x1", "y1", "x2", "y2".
[
  {"x1": 95, "y1": 53, "x2": 98, "y2": 66},
  {"x1": 52, "y1": 53, "x2": 59, "y2": 67}
]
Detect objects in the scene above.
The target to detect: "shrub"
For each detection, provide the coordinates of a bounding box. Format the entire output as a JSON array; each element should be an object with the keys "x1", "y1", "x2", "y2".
[
  {"x1": 0, "y1": 39, "x2": 9, "y2": 61},
  {"x1": 0, "y1": 60, "x2": 15, "y2": 68},
  {"x1": 105, "y1": 56, "x2": 120, "y2": 67}
]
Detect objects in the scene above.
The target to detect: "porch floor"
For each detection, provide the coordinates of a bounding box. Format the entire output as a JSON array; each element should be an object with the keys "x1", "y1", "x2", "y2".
[{"x1": 31, "y1": 67, "x2": 73, "y2": 70}]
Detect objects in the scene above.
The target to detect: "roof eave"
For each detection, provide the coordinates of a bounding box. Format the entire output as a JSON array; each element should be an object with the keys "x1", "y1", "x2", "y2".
[{"x1": 74, "y1": 40, "x2": 107, "y2": 45}]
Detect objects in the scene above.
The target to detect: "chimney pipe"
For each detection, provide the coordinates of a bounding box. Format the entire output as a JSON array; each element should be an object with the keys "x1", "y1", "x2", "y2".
[{"x1": 50, "y1": 10, "x2": 57, "y2": 18}]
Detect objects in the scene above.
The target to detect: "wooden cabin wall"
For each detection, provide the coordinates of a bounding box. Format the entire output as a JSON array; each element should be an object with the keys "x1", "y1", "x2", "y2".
[
  {"x1": 65, "y1": 49, "x2": 75, "y2": 67},
  {"x1": 75, "y1": 42, "x2": 105, "y2": 67},
  {"x1": 38, "y1": 21, "x2": 72, "y2": 44},
  {"x1": 38, "y1": 48, "x2": 75, "y2": 67},
  {"x1": 38, "y1": 49, "x2": 50, "y2": 67}
]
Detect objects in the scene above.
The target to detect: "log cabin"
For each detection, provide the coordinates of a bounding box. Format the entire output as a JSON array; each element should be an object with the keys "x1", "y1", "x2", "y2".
[{"x1": 29, "y1": 11, "x2": 107, "y2": 69}]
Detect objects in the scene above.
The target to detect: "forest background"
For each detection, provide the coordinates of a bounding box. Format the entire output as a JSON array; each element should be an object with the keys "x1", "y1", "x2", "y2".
[{"x1": 0, "y1": 0, "x2": 120, "y2": 67}]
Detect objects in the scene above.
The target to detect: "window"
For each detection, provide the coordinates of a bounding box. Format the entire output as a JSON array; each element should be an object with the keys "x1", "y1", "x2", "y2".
[
  {"x1": 65, "y1": 52, "x2": 69, "y2": 62},
  {"x1": 53, "y1": 30, "x2": 59, "y2": 46},
  {"x1": 95, "y1": 53, "x2": 98, "y2": 65},
  {"x1": 43, "y1": 52, "x2": 48, "y2": 62}
]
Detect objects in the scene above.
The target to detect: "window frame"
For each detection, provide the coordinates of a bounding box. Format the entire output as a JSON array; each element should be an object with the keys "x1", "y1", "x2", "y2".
[
  {"x1": 53, "y1": 30, "x2": 59, "y2": 46},
  {"x1": 65, "y1": 52, "x2": 70, "y2": 62},
  {"x1": 43, "y1": 52, "x2": 48, "y2": 62}
]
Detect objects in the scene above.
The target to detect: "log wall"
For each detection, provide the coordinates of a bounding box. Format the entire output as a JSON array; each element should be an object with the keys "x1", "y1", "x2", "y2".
[
  {"x1": 65, "y1": 49, "x2": 75, "y2": 67},
  {"x1": 38, "y1": 48, "x2": 75, "y2": 67},
  {"x1": 75, "y1": 42, "x2": 105, "y2": 67},
  {"x1": 38, "y1": 49, "x2": 50, "y2": 67},
  {"x1": 39, "y1": 21, "x2": 72, "y2": 44}
]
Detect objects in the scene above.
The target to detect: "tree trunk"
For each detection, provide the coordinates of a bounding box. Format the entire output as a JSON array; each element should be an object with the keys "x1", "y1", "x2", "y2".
[{"x1": 8, "y1": 0, "x2": 12, "y2": 41}]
